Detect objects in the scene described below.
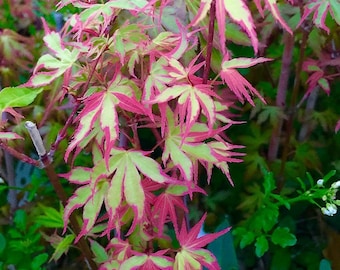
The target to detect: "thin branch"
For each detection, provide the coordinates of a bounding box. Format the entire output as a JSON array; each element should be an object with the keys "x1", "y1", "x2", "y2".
[
  {"x1": 298, "y1": 86, "x2": 319, "y2": 141},
  {"x1": 267, "y1": 32, "x2": 294, "y2": 161},
  {"x1": 0, "y1": 141, "x2": 40, "y2": 167},
  {"x1": 278, "y1": 28, "x2": 309, "y2": 187},
  {"x1": 25, "y1": 123, "x2": 98, "y2": 269},
  {"x1": 50, "y1": 54, "x2": 103, "y2": 157}
]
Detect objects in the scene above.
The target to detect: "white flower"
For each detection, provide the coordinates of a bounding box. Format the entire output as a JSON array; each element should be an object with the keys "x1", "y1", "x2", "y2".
[
  {"x1": 322, "y1": 203, "x2": 338, "y2": 216},
  {"x1": 331, "y1": 181, "x2": 340, "y2": 189},
  {"x1": 322, "y1": 207, "x2": 332, "y2": 216},
  {"x1": 317, "y1": 179, "x2": 324, "y2": 187},
  {"x1": 322, "y1": 195, "x2": 327, "y2": 201},
  {"x1": 326, "y1": 203, "x2": 337, "y2": 215}
]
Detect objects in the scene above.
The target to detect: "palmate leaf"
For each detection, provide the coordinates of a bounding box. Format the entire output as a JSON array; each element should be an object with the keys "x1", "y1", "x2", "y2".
[
  {"x1": 162, "y1": 109, "x2": 215, "y2": 181},
  {"x1": 220, "y1": 57, "x2": 271, "y2": 105},
  {"x1": 149, "y1": 83, "x2": 217, "y2": 135},
  {"x1": 63, "y1": 179, "x2": 109, "y2": 241},
  {"x1": 162, "y1": 108, "x2": 242, "y2": 184},
  {"x1": 153, "y1": 185, "x2": 188, "y2": 236},
  {"x1": 65, "y1": 73, "x2": 145, "y2": 163},
  {"x1": 63, "y1": 149, "x2": 174, "y2": 239},
  {"x1": 297, "y1": 0, "x2": 340, "y2": 34},
  {"x1": 64, "y1": 0, "x2": 149, "y2": 40},
  {"x1": 174, "y1": 213, "x2": 231, "y2": 270},
  {"x1": 105, "y1": 149, "x2": 174, "y2": 234},
  {"x1": 0, "y1": 29, "x2": 33, "y2": 69},
  {"x1": 24, "y1": 31, "x2": 80, "y2": 87}
]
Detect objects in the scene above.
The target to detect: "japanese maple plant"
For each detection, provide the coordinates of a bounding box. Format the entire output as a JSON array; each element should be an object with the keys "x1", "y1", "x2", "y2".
[{"x1": 1, "y1": 0, "x2": 340, "y2": 269}]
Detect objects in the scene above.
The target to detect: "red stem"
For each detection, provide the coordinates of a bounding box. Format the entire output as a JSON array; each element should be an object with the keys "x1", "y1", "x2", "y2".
[
  {"x1": 278, "y1": 29, "x2": 309, "y2": 184},
  {"x1": 50, "y1": 54, "x2": 103, "y2": 156},
  {"x1": 41, "y1": 156, "x2": 97, "y2": 269},
  {"x1": 0, "y1": 141, "x2": 40, "y2": 167},
  {"x1": 267, "y1": 33, "x2": 294, "y2": 161},
  {"x1": 203, "y1": 0, "x2": 216, "y2": 84}
]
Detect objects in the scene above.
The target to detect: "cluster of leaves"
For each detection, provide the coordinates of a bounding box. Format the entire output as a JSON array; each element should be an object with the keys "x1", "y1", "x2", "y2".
[
  {"x1": 0, "y1": 0, "x2": 340, "y2": 269},
  {"x1": 234, "y1": 170, "x2": 337, "y2": 256},
  {"x1": 0, "y1": 209, "x2": 48, "y2": 270}
]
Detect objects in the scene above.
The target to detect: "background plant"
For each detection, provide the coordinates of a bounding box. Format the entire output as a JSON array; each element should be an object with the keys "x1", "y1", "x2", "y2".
[{"x1": 0, "y1": 0, "x2": 339, "y2": 269}]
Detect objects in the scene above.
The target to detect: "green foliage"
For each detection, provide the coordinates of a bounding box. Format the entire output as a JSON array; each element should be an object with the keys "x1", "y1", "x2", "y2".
[
  {"x1": 0, "y1": 87, "x2": 43, "y2": 111},
  {"x1": 0, "y1": 210, "x2": 48, "y2": 269},
  {"x1": 233, "y1": 168, "x2": 339, "y2": 267}
]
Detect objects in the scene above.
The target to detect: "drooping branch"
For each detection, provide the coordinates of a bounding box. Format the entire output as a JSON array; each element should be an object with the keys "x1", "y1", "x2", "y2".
[{"x1": 0, "y1": 140, "x2": 40, "y2": 167}]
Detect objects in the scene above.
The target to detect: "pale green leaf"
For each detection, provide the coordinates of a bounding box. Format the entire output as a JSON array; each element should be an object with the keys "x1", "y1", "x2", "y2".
[
  {"x1": 50, "y1": 234, "x2": 75, "y2": 261},
  {"x1": 124, "y1": 159, "x2": 144, "y2": 219},
  {"x1": 151, "y1": 255, "x2": 173, "y2": 267},
  {"x1": 82, "y1": 181, "x2": 108, "y2": 233},
  {"x1": 66, "y1": 167, "x2": 91, "y2": 184},
  {"x1": 120, "y1": 255, "x2": 147, "y2": 268},
  {"x1": 100, "y1": 93, "x2": 119, "y2": 144},
  {"x1": 106, "y1": 166, "x2": 124, "y2": 217},
  {"x1": 43, "y1": 32, "x2": 64, "y2": 58},
  {"x1": 29, "y1": 73, "x2": 61, "y2": 87},
  {"x1": 182, "y1": 143, "x2": 216, "y2": 163},
  {"x1": 91, "y1": 241, "x2": 108, "y2": 264},
  {"x1": 64, "y1": 185, "x2": 91, "y2": 225},
  {"x1": 222, "y1": 57, "x2": 271, "y2": 70},
  {"x1": 0, "y1": 132, "x2": 23, "y2": 140},
  {"x1": 130, "y1": 151, "x2": 169, "y2": 183},
  {"x1": 330, "y1": 0, "x2": 340, "y2": 25},
  {"x1": 152, "y1": 85, "x2": 188, "y2": 103},
  {"x1": 174, "y1": 249, "x2": 201, "y2": 270},
  {"x1": 0, "y1": 87, "x2": 43, "y2": 111},
  {"x1": 105, "y1": 0, "x2": 148, "y2": 10},
  {"x1": 163, "y1": 139, "x2": 193, "y2": 181}
]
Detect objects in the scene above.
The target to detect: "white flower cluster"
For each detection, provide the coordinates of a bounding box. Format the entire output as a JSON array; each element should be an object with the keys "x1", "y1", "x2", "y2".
[{"x1": 320, "y1": 180, "x2": 340, "y2": 217}]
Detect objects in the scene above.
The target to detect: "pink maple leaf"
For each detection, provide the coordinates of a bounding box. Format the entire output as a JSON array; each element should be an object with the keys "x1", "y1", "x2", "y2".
[
  {"x1": 152, "y1": 185, "x2": 188, "y2": 236},
  {"x1": 190, "y1": 0, "x2": 258, "y2": 54},
  {"x1": 302, "y1": 59, "x2": 330, "y2": 95},
  {"x1": 220, "y1": 56, "x2": 271, "y2": 105},
  {"x1": 174, "y1": 213, "x2": 231, "y2": 270},
  {"x1": 253, "y1": 0, "x2": 292, "y2": 34},
  {"x1": 297, "y1": 0, "x2": 340, "y2": 34},
  {"x1": 153, "y1": 183, "x2": 206, "y2": 236}
]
